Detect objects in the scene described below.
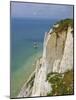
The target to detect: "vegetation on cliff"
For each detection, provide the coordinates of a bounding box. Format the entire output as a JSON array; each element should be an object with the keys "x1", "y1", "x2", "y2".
[
  {"x1": 53, "y1": 19, "x2": 73, "y2": 33},
  {"x1": 47, "y1": 70, "x2": 74, "y2": 96}
]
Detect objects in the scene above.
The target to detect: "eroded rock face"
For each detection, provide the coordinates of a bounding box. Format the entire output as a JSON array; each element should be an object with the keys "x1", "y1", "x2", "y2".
[
  {"x1": 31, "y1": 58, "x2": 52, "y2": 96},
  {"x1": 46, "y1": 26, "x2": 73, "y2": 73},
  {"x1": 32, "y1": 25, "x2": 73, "y2": 96},
  {"x1": 59, "y1": 26, "x2": 73, "y2": 73},
  {"x1": 46, "y1": 30, "x2": 67, "y2": 73}
]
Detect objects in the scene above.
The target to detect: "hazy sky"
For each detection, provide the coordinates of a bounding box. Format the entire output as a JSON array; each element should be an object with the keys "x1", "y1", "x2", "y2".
[{"x1": 11, "y1": 2, "x2": 73, "y2": 19}]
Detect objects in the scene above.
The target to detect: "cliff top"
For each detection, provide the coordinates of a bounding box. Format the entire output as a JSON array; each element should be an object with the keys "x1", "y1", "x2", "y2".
[{"x1": 53, "y1": 19, "x2": 73, "y2": 33}]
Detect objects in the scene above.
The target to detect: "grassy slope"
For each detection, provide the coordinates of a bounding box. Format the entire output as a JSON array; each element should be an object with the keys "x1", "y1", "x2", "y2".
[{"x1": 47, "y1": 70, "x2": 74, "y2": 96}]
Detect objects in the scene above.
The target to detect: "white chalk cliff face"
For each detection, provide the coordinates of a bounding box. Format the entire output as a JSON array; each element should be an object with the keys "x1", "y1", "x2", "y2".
[
  {"x1": 18, "y1": 19, "x2": 73, "y2": 97},
  {"x1": 31, "y1": 22, "x2": 73, "y2": 96},
  {"x1": 59, "y1": 26, "x2": 73, "y2": 73}
]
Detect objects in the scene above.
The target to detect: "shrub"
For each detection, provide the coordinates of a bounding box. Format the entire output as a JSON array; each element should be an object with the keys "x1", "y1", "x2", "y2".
[{"x1": 47, "y1": 70, "x2": 74, "y2": 96}]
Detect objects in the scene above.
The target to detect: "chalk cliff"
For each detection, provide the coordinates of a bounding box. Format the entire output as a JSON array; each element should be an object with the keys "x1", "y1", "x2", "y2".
[{"x1": 18, "y1": 19, "x2": 74, "y2": 97}]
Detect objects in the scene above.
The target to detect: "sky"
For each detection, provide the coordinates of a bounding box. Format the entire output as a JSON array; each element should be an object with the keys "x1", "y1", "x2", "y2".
[{"x1": 11, "y1": 2, "x2": 73, "y2": 19}]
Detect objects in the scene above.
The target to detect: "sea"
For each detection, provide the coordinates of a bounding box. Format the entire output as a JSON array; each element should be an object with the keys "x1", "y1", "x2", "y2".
[{"x1": 11, "y1": 18, "x2": 57, "y2": 97}]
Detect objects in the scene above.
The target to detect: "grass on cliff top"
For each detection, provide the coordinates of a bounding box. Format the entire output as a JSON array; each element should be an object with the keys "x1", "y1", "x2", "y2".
[
  {"x1": 47, "y1": 70, "x2": 74, "y2": 96},
  {"x1": 53, "y1": 19, "x2": 73, "y2": 33}
]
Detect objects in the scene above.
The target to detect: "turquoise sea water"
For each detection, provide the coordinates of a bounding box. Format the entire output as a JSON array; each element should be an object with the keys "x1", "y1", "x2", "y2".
[{"x1": 11, "y1": 18, "x2": 57, "y2": 97}]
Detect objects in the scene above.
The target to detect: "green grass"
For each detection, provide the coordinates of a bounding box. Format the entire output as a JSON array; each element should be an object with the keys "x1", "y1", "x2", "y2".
[
  {"x1": 53, "y1": 19, "x2": 73, "y2": 33},
  {"x1": 47, "y1": 70, "x2": 74, "y2": 96}
]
